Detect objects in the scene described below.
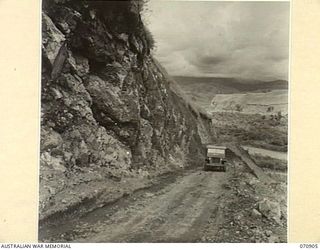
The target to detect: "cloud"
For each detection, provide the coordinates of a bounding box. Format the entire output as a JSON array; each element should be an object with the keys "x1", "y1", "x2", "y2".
[
  {"x1": 199, "y1": 56, "x2": 228, "y2": 66},
  {"x1": 145, "y1": 1, "x2": 290, "y2": 81}
]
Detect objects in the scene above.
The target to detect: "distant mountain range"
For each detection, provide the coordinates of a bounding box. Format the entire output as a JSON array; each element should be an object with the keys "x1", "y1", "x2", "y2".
[
  {"x1": 174, "y1": 76, "x2": 288, "y2": 93},
  {"x1": 173, "y1": 76, "x2": 288, "y2": 110}
]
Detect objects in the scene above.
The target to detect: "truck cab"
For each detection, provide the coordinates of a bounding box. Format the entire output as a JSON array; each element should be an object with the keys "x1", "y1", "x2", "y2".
[{"x1": 204, "y1": 145, "x2": 227, "y2": 172}]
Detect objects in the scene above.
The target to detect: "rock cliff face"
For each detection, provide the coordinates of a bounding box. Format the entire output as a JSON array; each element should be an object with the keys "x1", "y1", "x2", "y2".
[{"x1": 40, "y1": 0, "x2": 214, "y2": 221}]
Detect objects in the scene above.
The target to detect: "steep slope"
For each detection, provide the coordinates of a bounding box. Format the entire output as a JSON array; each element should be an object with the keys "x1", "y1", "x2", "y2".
[{"x1": 40, "y1": 0, "x2": 214, "y2": 221}]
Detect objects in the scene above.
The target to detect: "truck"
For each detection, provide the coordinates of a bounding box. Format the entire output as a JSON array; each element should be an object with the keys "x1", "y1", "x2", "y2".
[{"x1": 204, "y1": 145, "x2": 227, "y2": 172}]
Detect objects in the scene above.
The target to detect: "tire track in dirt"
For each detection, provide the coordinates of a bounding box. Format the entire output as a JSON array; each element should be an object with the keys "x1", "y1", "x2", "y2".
[{"x1": 147, "y1": 173, "x2": 225, "y2": 242}]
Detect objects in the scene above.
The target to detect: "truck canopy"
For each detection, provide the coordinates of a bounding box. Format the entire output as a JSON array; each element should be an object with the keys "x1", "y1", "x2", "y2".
[{"x1": 206, "y1": 145, "x2": 227, "y2": 158}]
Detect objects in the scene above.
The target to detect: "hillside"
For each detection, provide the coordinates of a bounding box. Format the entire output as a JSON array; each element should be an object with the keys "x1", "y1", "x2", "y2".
[
  {"x1": 209, "y1": 90, "x2": 288, "y2": 115},
  {"x1": 173, "y1": 76, "x2": 288, "y2": 110},
  {"x1": 173, "y1": 76, "x2": 288, "y2": 151},
  {"x1": 40, "y1": 0, "x2": 214, "y2": 222}
]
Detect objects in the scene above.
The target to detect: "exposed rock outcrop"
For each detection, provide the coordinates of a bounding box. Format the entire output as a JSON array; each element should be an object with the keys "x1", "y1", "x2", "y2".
[
  {"x1": 40, "y1": 0, "x2": 214, "y2": 221},
  {"x1": 258, "y1": 199, "x2": 281, "y2": 224}
]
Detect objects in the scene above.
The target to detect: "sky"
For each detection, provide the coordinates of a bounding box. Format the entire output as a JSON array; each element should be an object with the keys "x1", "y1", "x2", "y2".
[{"x1": 144, "y1": 1, "x2": 290, "y2": 81}]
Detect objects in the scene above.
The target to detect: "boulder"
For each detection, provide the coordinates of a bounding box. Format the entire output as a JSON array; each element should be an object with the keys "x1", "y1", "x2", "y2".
[
  {"x1": 41, "y1": 152, "x2": 66, "y2": 173},
  {"x1": 251, "y1": 208, "x2": 262, "y2": 218},
  {"x1": 42, "y1": 13, "x2": 65, "y2": 65},
  {"x1": 66, "y1": 52, "x2": 90, "y2": 77},
  {"x1": 258, "y1": 199, "x2": 281, "y2": 224},
  {"x1": 49, "y1": 6, "x2": 81, "y2": 35},
  {"x1": 41, "y1": 128, "x2": 63, "y2": 151},
  {"x1": 85, "y1": 75, "x2": 140, "y2": 123}
]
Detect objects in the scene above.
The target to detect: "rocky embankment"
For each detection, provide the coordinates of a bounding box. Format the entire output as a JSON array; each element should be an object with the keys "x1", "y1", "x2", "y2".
[{"x1": 40, "y1": 0, "x2": 214, "y2": 222}]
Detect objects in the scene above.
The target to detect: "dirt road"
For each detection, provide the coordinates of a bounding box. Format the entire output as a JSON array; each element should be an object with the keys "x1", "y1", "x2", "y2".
[
  {"x1": 39, "y1": 148, "x2": 287, "y2": 243},
  {"x1": 40, "y1": 169, "x2": 228, "y2": 243}
]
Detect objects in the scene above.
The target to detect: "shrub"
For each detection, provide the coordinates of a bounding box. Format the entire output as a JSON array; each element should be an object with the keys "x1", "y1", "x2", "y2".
[
  {"x1": 235, "y1": 104, "x2": 243, "y2": 112},
  {"x1": 143, "y1": 25, "x2": 156, "y2": 50}
]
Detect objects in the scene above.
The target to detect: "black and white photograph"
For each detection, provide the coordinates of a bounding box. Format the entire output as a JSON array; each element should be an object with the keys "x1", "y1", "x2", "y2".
[{"x1": 39, "y1": 0, "x2": 289, "y2": 243}]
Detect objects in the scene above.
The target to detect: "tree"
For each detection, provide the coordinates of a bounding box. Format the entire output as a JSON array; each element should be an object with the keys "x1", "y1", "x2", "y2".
[
  {"x1": 267, "y1": 106, "x2": 274, "y2": 112},
  {"x1": 235, "y1": 104, "x2": 243, "y2": 112},
  {"x1": 276, "y1": 111, "x2": 282, "y2": 121}
]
